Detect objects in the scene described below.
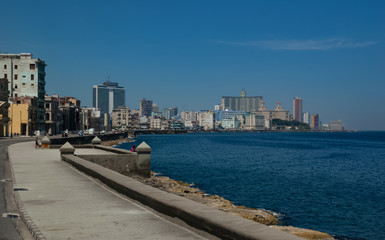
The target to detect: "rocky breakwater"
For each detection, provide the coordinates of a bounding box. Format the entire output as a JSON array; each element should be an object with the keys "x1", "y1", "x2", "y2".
[{"x1": 131, "y1": 172, "x2": 335, "y2": 240}]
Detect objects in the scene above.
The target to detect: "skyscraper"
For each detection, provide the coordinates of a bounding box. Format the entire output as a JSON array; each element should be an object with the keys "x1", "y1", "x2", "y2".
[
  {"x1": 303, "y1": 112, "x2": 310, "y2": 124},
  {"x1": 93, "y1": 81, "x2": 125, "y2": 116},
  {"x1": 163, "y1": 107, "x2": 178, "y2": 119},
  {"x1": 221, "y1": 89, "x2": 263, "y2": 112},
  {"x1": 139, "y1": 98, "x2": 153, "y2": 117},
  {"x1": 311, "y1": 114, "x2": 319, "y2": 130},
  {"x1": 293, "y1": 97, "x2": 303, "y2": 122}
]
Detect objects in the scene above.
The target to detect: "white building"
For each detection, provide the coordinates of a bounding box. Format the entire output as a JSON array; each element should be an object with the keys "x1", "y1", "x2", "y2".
[
  {"x1": 329, "y1": 120, "x2": 344, "y2": 131},
  {"x1": 303, "y1": 112, "x2": 310, "y2": 124},
  {"x1": 181, "y1": 111, "x2": 198, "y2": 122},
  {"x1": 244, "y1": 114, "x2": 265, "y2": 130},
  {"x1": 0, "y1": 53, "x2": 46, "y2": 131},
  {"x1": 150, "y1": 118, "x2": 161, "y2": 129},
  {"x1": 222, "y1": 117, "x2": 240, "y2": 129},
  {"x1": 214, "y1": 104, "x2": 223, "y2": 111},
  {"x1": 198, "y1": 111, "x2": 215, "y2": 130}
]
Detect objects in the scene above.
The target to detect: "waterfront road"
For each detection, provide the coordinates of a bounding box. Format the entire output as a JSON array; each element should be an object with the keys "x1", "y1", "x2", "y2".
[
  {"x1": 0, "y1": 137, "x2": 34, "y2": 240},
  {"x1": 8, "y1": 141, "x2": 218, "y2": 240}
]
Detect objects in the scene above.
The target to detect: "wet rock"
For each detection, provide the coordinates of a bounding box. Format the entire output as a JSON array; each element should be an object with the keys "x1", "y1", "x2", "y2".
[{"x1": 271, "y1": 226, "x2": 335, "y2": 240}]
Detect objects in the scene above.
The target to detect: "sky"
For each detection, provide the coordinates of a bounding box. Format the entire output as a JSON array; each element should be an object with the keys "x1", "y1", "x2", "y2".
[{"x1": 2, "y1": 0, "x2": 385, "y2": 130}]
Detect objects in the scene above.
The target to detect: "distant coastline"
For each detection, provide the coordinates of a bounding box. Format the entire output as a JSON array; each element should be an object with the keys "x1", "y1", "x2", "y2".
[{"x1": 130, "y1": 129, "x2": 358, "y2": 137}]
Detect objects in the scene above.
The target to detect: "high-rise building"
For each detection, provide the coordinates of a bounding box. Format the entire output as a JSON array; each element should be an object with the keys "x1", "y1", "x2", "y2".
[
  {"x1": 198, "y1": 110, "x2": 216, "y2": 130},
  {"x1": 303, "y1": 112, "x2": 310, "y2": 124},
  {"x1": 163, "y1": 107, "x2": 178, "y2": 119},
  {"x1": 152, "y1": 103, "x2": 160, "y2": 113},
  {"x1": 293, "y1": 97, "x2": 303, "y2": 122},
  {"x1": 311, "y1": 114, "x2": 319, "y2": 130},
  {"x1": 180, "y1": 111, "x2": 198, "y2": 122},
  {"x1": 93, "y1": 81, "x2": 125, "y2": 116},
  {"x1": 221, "y1": 89, "x2": 263, "y2": 112},
  {"x1": 0, "y1": 53, "x2": 46, "y2": 132},
  {"x1": 139, "y1": 98, "x2": 153, "y2": 117}
]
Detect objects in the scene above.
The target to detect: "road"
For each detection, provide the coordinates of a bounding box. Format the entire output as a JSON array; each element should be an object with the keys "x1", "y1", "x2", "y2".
[{"x1": 0, "y1": 138, "x2": 34, "y2": 240}]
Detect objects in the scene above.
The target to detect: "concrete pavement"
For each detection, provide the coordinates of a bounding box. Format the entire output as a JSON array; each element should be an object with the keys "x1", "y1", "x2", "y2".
[
  {"x1": 8, "y1": 141, "x2": 215, "y2": 240},
  {"x1": 0, "y1": 138, "x2": 34, "y2": 240}
]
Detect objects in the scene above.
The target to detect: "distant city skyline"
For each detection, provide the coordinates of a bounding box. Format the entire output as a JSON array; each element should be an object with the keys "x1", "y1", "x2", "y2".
[{"x1": 2, "y1": 0, "x2": 384, "y2": 130}]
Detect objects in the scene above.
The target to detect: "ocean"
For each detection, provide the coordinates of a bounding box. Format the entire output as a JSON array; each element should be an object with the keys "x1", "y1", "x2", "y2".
[{"x1": 116, "y1": 132, "x2": 385, "y2": 240}]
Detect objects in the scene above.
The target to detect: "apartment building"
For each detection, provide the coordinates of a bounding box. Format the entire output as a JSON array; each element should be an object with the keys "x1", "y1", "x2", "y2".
[{"x1": 0, "y1": 53, "x2": 46, "y2": 132}]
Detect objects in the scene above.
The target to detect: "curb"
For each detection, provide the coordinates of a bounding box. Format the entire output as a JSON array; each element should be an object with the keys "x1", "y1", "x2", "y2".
[{"x1": 7, "y1": 146, "x2": 47, "y2": 240}]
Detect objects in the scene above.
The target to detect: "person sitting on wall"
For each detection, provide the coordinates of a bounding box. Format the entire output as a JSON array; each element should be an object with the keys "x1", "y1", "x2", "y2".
[{"x1": 131, "y1": 144, "x2": 136, "y2": 152}]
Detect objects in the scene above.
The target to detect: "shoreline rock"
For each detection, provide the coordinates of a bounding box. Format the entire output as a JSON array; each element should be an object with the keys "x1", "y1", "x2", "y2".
[
  {"x1": 130, "y1": 172, "x2": 335, "y2": 240},
  {"x1": 101, "y1": 138, "x2": 131, "y2": 147}
]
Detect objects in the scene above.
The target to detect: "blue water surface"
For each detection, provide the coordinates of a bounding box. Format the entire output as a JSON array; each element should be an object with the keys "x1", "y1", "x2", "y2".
[{"x1": 117, "y1": 132, "x2": 385, "y2": 240}]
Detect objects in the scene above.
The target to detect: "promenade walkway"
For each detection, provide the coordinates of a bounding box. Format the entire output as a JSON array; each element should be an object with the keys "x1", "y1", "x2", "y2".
[{"x1": 8, "y1": 141, "x2": 215, "y2": 240}]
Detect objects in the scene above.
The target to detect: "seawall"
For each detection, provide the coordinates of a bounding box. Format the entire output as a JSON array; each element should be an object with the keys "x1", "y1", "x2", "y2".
[{"x1": 61, "y1": 152, "x2": 304, "y2": 240}]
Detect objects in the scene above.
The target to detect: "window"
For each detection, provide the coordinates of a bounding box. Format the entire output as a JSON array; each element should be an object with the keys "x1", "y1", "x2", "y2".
[
  {"x1": 14, "y1": 74, "x2": 18, "y2": 80},
  {"x1": 15, "y1": 84, "x2": 18, "y2": 89},
  {"x1": 30, "y1": 64, "x2": 35, "y2": 70},
  {"x1": 4, "y1": 74, "x2": 7, "y2": 79},
  {"x1": 31, "y1": 84, "x2": 34, "y2": 88},
  {"x1": 14, "y1": 65, "x2": 18, "y2": 70},
  {"x1": 4, "y1": 65, "x2": 6, "y2": 69},
  {"x1": 22, "y1": 83, "x2": 26, "y2": 87},
  {"x1": 45, "y1": 103, "x2": 50, "y2": 108},
  {"x1": 31, "y1": 74, "x2": 34, "y2": 80}
]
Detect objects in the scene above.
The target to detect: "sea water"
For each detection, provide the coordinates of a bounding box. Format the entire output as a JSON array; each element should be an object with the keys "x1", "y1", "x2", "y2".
[{"x1": 116, "y1": 132, "x2": 385, "y2": 240}]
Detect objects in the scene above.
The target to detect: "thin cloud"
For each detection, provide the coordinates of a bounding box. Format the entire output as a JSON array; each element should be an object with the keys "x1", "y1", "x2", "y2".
[{"x1": 216, "y1": 38, "x2": 377, "y2": 50}]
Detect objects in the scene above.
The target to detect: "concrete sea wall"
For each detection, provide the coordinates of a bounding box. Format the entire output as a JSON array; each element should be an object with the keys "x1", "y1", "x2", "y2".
[
  {"x1": 49, "y1": 133, "x2": 128, "y2": 146},
  {"x1": 61, "y1": 150, "x2": 303, "y2": 240}
]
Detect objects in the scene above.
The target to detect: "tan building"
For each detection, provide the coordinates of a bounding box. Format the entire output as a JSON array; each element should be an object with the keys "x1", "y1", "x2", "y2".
[
  {"x1": 254, "y1": 102, "x2": 290, "y2": 121},
  {"x1": 112, "y1": 106, "x2": 130, "y2": 128},
  {"x1": 243, "y1": 113, "x2": 265, "y2": 130},
  {"x1": 198, "y1": 111, "x2": 215, "y2": 130},
  {"x1": 311, "y1": 114, "x2": 319, "y2": 130},
  {"x1": 9, "y1": 102, "x2": 30, "y2": 136},
  {"x1": 150, "y1": 118, "x2": 161, "y2": 129},
  {"x1": 253, "y1": 101, "x2": 290, "y2": 129},
  {"x1": 9, "y1": 96, "x2": 38, "y2": 136}
]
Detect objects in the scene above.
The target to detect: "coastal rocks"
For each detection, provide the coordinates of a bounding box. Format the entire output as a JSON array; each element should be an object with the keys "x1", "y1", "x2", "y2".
[
  {"x1": 130, "y1": 172, "x2": 335, "y2": 240},
  {"x1": 131, "y1": 173, "x2": 279, "y2": 225},
  {"x1": 270, "y1": 226, "x2": 335, "y2": 240},
  {"x1": 101, "y1": 138, "x2": 131, "y2": 146},
  {"x1": 224, "y1": 208, "x2": 278, "y2": 225}
]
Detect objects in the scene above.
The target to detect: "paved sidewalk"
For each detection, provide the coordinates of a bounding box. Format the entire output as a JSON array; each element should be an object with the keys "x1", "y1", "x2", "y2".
[{"x1": 8, "y1": 141, "x2": 213, "y2": 240}]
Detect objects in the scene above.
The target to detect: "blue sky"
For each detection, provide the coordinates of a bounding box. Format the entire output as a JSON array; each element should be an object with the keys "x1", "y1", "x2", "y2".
[{"x1": 2, "y1": 0, "x2": 384, "y2": 130}]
